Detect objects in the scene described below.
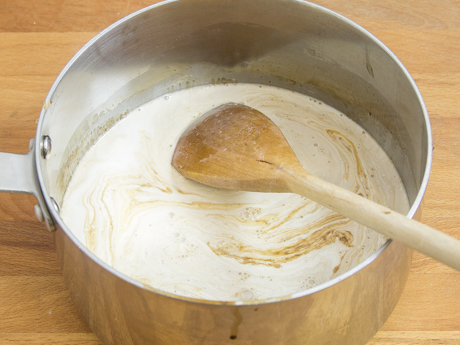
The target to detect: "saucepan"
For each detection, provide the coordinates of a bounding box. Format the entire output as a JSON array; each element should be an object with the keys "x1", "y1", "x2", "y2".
[{"x1": 0, "y1": 0, "x2": 432, "y2": 344}]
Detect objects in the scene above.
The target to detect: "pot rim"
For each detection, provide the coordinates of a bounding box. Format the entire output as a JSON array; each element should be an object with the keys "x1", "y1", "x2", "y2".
[{"x1": 34, "y1": 0, "x2": 433, "y2": 306}]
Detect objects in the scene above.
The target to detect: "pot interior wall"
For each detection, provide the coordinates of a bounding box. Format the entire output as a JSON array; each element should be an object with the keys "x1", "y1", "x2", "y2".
[{"x1": 39, "y1": 0, "x2": 428, "y2": 215}]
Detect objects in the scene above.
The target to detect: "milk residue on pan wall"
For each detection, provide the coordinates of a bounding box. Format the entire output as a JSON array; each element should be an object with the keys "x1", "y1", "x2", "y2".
[{"x1": 61, "y1": 84, "x2": 409, "y2": 302}]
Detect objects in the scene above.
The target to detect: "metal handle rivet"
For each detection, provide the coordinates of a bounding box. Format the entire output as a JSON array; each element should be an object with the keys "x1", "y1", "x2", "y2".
[
  {"x1": 40, "y1": 135, "x2": 52, "y2": 159},
  {"x1": 51, "y1": 197, "x2": 60, "y2": 214}
]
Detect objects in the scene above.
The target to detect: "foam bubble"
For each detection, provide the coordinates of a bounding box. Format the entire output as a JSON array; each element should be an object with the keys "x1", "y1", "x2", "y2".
[{"x1": 238, "y1": 289, "x2": 255, "y2": 301}]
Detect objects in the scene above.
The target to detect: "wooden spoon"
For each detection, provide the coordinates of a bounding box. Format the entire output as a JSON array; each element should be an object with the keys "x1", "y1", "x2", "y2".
[{"x1": 172, "y1": 103, "x2": 460, "y2": 271}]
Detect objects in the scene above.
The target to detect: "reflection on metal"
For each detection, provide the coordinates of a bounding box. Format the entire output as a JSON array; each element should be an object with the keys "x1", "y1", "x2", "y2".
[{"x1": 40, "y1": 135, "x2": 52, "y2": 159}]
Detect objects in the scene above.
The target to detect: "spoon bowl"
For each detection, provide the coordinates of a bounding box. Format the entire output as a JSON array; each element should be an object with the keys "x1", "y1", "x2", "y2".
[{"x1": 173, "y1": 103, "x2": 304, "y2": 193}]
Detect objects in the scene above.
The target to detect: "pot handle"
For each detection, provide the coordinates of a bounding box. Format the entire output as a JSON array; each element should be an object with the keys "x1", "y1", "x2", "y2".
[{"x1": 0, "y1": 139, "x2": 56, "y2": 231}]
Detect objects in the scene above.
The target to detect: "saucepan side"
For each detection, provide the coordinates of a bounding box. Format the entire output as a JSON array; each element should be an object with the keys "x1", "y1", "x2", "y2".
[{"x1": 0, "y1": 0, "x2": 432, "y2": 344}]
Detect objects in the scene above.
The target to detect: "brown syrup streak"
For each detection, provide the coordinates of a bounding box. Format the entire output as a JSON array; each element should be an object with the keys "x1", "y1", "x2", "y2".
[
  {"x1": 326, "y1": 129, "x2": 371, "y2": 198},
  {"x1": 208, "y1": 214, "x2": 354, "y2": 268},
  {"x1": 333, "y1": 252, "x2": 348, "y2": 274},
  {"x1": 100, "y1": 177, "x2": 116, "y2": 263},
  {"x1": 263, "y1": 202, "x2": 312, "y2": 233}
]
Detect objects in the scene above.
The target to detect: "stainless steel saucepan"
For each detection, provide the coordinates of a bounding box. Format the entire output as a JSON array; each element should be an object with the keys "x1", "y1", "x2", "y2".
[{"x1": 0, "y1": 0, "x2": 432, "y2": 344}]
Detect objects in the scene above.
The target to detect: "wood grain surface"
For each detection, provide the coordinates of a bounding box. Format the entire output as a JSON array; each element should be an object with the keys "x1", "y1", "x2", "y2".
[{"x1": 1, "y1": 0, "x2": 459, "y2": 344}]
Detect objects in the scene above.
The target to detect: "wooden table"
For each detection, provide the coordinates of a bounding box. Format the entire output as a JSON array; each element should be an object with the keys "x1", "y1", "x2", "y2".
[{"x1": 1, "y1": 0, "x2": 459, "y2": 344}]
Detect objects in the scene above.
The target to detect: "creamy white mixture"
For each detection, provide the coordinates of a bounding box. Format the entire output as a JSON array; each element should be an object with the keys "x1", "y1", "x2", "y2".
[{"x1": 61, "y1": 84, "x2": 409, "y2": 301}]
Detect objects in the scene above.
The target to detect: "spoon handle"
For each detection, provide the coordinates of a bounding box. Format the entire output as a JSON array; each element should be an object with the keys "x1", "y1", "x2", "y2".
[{"x1": 284, "y1": 168, "x2": 460, "y2": 271}]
